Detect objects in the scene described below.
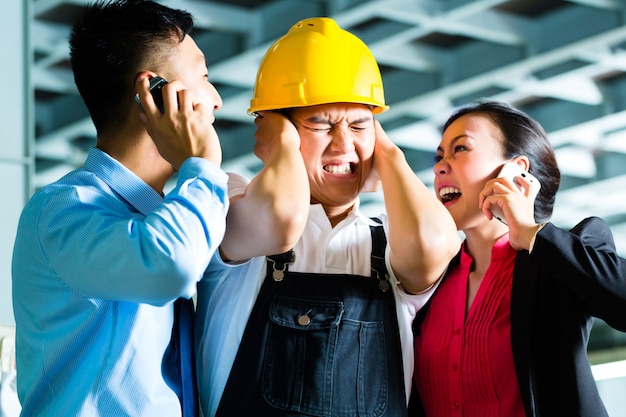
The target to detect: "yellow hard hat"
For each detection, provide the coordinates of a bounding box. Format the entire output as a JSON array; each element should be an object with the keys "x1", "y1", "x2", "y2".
[{"x1": 248, "y1": 17, "x2": 388, "y2": 114}]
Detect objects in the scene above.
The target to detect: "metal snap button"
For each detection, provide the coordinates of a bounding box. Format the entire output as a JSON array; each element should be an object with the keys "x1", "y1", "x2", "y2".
[
  {"x1": 272, "y1": 270, "x2": 284, "y2": 281},
  {"x1": 297, "y1": 314, "x2": 311, "y2": 326}
]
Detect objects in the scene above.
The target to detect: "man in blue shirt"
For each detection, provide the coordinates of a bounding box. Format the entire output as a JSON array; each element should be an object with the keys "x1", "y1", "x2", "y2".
[{"x1": 11, "y1": 1, "x2": 228, "y2": 416}]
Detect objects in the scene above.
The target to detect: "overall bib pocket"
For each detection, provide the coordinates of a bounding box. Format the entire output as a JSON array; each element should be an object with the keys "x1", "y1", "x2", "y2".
[{"x1": 262, "y1": 295, "x2": 389, "y2": 417}]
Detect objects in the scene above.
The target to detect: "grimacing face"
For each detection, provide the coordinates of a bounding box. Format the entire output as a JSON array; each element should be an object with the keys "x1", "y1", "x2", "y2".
[{"x1": 289, "y1": 102, "x2": 376, "y2": 212}]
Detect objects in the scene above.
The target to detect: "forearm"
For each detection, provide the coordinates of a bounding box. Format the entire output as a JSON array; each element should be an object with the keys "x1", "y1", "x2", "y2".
[
  {"x1": 377, "y1": 145, "x2": 460, "y2": 293},
  {"x1": 37, "y1": 164, "x2": 229, "y2": 304},
  {"x1": 248, "y1": 134, "x2": 309, "y2": 239},
  {"x1": 220, "y1": 134, "x2": 309, "y2": 260}
]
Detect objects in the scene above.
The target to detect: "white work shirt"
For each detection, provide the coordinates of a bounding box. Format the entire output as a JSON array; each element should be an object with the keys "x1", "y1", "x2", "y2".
[{"x1": 195, "y1": 173, "x2": 437, "y2": 417}]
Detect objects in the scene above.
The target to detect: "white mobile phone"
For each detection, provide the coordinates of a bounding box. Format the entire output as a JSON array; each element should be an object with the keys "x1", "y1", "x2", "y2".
[{"x1": 491, "y1": 162, "x2": 541, "y2": 225}]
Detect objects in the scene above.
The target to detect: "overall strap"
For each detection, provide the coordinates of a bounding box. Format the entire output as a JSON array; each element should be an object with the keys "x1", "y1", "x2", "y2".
[
  {"x1": 266, "y1": 249, "x2": 295, "y2": 282},
  {"x1": 370, "y1": 217, "x2": 391, "y2": 292}
]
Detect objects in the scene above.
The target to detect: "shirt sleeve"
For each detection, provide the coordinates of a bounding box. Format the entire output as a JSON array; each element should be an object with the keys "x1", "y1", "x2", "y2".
[
  {"x1": 31, "y1": 158, "x2": 229, "y2": 305},
  {"x1": 531, "y1": 218, "x2": 626, "y2": 331},
  {"x1": 225, "y1": 171, "x2": 250, "y2": 198}
]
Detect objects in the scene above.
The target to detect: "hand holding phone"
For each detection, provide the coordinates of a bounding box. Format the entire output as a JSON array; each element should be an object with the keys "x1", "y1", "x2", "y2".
[
  {"x1": 491, "y1": 162, "x2": 541, "y2": 225},
  {"x1": 134, "y1": 75, "x2": 222, "y2": 169},
  {"x1": 135, "y1": 76, "x2": 168, "y2": 113}
]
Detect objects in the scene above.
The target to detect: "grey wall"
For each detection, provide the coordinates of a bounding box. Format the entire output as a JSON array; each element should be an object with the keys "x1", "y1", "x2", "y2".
[{"x1": 0, "y1": 1, "x2": 31, "y2": 325}]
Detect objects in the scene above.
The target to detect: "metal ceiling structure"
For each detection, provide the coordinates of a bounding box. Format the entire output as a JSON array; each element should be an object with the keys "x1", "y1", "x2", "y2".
[
  {"x1": 27, "y1": 0, "x2": 626, "y2": 365},
  {"x1": 33, "y1": 0, "x2": 626, "y2": 259},
  {"x1": 33, "y1": 0, "x2": 626, "y2": 241}
]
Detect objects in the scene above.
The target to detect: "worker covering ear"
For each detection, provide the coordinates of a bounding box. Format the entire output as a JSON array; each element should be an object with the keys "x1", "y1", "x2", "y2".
[{"x1": 248, "y1": 17, "x2": 388, "y2": 114}]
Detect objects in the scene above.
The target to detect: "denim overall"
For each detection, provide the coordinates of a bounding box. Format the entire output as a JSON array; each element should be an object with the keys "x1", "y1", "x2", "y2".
[{"x1": 216, "y1": 224, "x2": 407, "y2": 417}]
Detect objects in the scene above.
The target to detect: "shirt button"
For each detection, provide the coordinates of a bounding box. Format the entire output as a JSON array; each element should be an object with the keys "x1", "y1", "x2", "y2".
[
  {"x1": 452, "y1": 401, "x2": 460, "y2": 410},
  {"x1": 297, "y1": 314, "x2": 311, "y2": 326}
]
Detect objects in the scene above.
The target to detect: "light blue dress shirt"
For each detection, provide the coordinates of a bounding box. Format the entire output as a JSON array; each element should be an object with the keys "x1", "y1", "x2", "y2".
[{"x1": 11, "y1": 147, "x2": 228, "y2": 417}]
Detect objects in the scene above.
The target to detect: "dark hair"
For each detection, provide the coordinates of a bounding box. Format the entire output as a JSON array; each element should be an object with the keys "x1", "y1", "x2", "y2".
[
  {"x1": 442, "y1": 99, "x2": 561, "y2": 222},
  {"x1": 69, "y1": 0, "x2": 193, "y2": 135}
]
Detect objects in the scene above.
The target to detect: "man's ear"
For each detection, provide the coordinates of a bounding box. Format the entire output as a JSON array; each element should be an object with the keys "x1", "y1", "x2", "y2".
[{"x1": 135, "y1": 71, "x2": 162, "y2": 85}]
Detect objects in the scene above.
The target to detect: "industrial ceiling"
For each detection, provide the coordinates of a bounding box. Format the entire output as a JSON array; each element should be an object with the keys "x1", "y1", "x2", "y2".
[{"x1": 33, "y1": 0, "x2": 626, "y2": 255}]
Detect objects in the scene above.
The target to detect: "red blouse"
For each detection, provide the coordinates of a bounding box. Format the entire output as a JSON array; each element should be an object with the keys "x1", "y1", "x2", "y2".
[{"x1": 413, "y1": 234, "x2": 525, "y2": 417}]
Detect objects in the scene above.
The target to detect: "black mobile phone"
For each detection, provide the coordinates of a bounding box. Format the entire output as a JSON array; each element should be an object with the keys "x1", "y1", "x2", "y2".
[{"x1": 135, "y1": 76, "x2": 168, "y2": 113}]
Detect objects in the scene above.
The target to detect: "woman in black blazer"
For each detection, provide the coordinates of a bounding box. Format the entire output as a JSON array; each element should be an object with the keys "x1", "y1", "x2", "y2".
[{"x1": 411, "y1": 99, "x2": 626, "y2": 417}]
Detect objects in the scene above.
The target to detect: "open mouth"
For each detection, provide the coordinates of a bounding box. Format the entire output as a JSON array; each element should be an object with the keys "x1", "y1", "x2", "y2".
[
  {"x1": 323, "y1": 162, "x2": 355, "y2": 175},
  {"x1": 439, "y1": 186, "x2": 461, "y2": 204}
]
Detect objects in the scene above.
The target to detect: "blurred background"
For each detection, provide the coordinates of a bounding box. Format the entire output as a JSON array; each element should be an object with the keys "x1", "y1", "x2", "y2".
[{"x1": 2, "y1": 0, "x2": 626, "y2": 414}]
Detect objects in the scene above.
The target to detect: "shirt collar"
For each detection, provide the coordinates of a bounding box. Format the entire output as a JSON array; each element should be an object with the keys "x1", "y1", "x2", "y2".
[
  {"x1": 308, "y1": 198, "x2": 381, "y2": 229},
  {"x1": 83, "y1": 147, "x2": 164, "y2": 215}
]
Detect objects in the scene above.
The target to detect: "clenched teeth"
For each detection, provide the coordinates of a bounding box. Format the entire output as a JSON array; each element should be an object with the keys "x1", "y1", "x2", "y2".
[{"x1": 324, "y1": 163, "x2": 353, "y2": 174}]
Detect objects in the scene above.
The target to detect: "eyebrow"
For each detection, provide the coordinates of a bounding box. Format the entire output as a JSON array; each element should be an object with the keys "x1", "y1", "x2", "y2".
[
  {"x1": 306, "y1": 115, "x2": 373, "y2": 124},
  {"x1": 437, "y1": 134, "x2": 468, "y2": 153}
]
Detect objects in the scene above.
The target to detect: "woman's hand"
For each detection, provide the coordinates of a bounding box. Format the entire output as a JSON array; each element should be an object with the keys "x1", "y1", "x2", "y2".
[{"x1": 480, "y1": 173, "x2": 541, "y2": 250}]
